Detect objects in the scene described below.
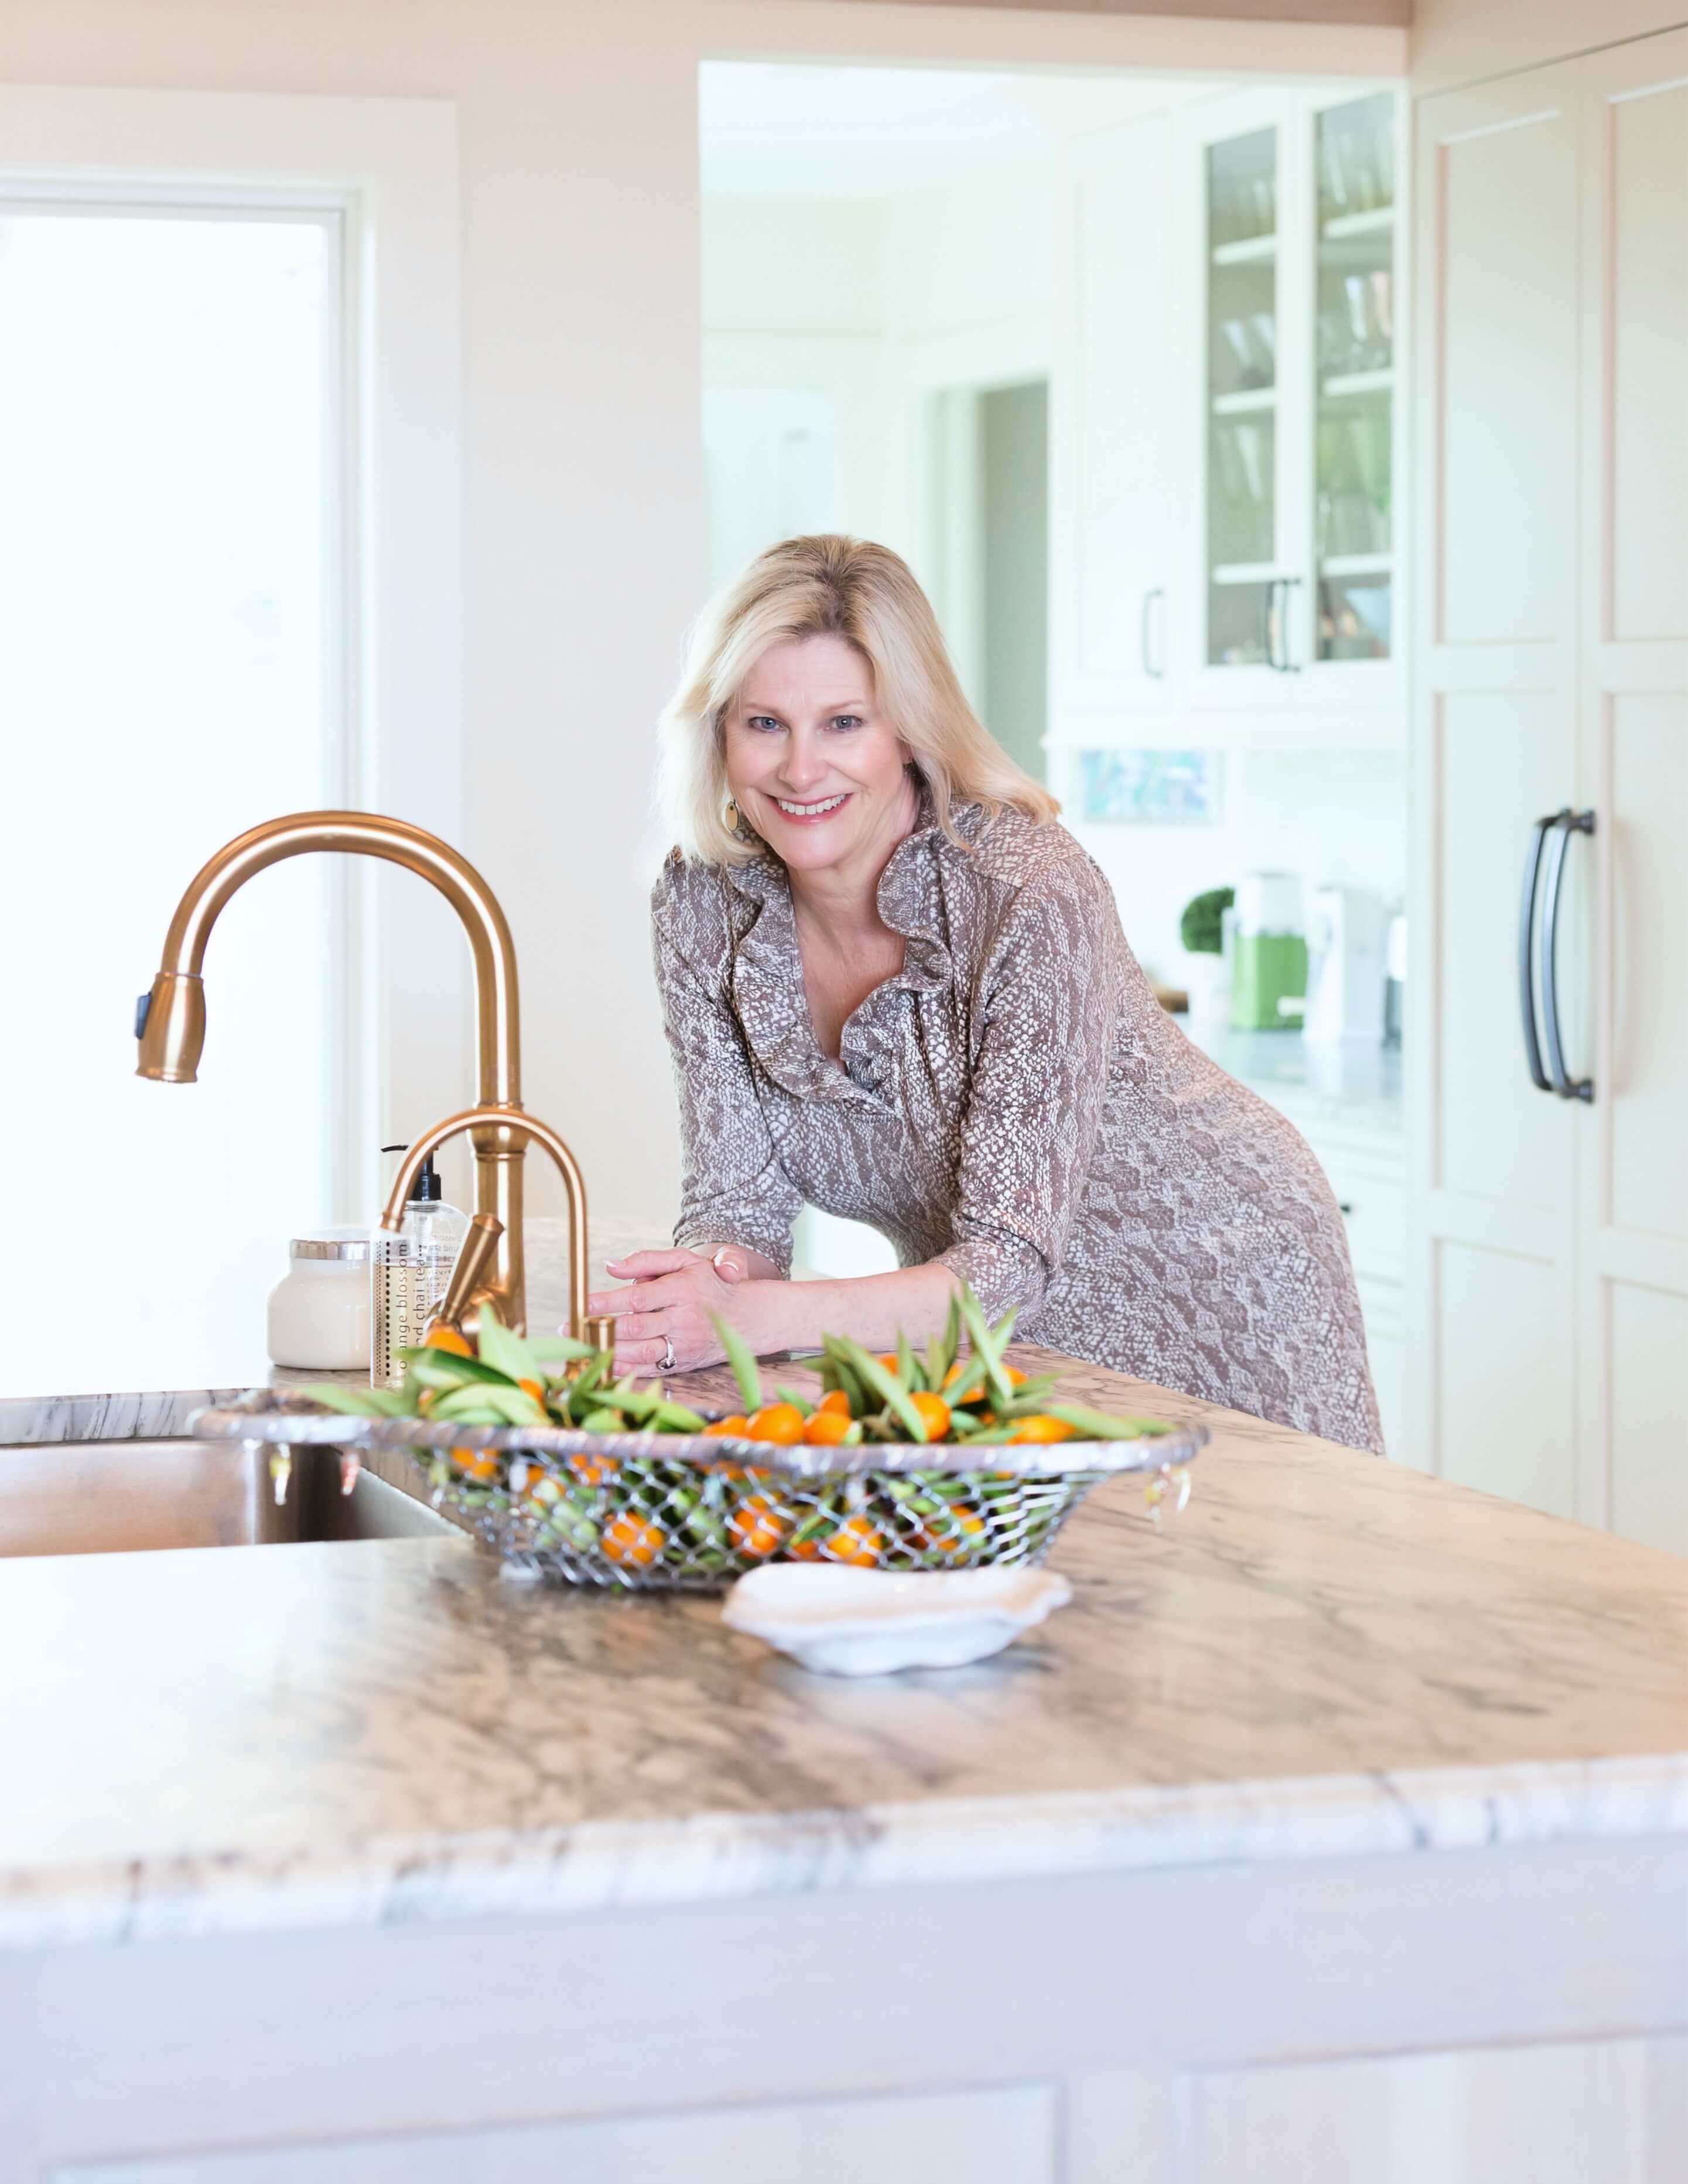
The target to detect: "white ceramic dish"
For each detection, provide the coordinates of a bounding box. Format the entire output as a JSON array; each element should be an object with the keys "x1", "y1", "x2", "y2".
[{"x1": 721, "y1": 1563, "x2": 1073, "y2": 1677}]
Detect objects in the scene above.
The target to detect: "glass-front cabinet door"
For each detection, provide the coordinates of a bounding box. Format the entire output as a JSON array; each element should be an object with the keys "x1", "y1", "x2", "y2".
[
  {"x1": 1205, "y1": 123, "x2": 1283, "y2": 671},
  {"x1": 1314, "y1": 91, "x2": 1397, "y2": 674},
  {"x1": 1186, "y1": 85, "x2": 1402, "y2": 719}
]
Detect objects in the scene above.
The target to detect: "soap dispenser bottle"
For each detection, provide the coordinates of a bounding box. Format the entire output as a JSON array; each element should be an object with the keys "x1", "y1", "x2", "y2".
[{"x1": 371, "y1": 1144, "x2": 470, "y2": 1387}]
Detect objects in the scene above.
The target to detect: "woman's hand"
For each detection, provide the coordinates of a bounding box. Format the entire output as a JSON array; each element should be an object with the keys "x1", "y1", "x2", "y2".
[{"x1": 582, "y1": 1245, "x2": 762, "y2": 1373}]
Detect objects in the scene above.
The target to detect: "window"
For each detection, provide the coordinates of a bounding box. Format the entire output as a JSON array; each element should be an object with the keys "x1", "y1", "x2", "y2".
[{"x1": 0, "y1": 205, "x2": 344, "y2": 1393}]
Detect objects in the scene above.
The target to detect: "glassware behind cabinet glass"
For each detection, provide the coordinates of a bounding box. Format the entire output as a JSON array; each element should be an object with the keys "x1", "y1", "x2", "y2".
[
  {"x1": 1314, "y1": 92, "x2": 1397, "y2": 663},
  {"x1": 1206, "y1": 125, "x2": 1279, "y2": 667}
]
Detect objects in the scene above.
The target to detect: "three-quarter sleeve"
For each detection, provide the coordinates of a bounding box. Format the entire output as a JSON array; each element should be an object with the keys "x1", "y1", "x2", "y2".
[
  {"x1": 652, "y1": 877, "x2": 802, "y2": 1276},
  {"x1": 935, "y1": 856, "x2": 1120, "y2": 1321}
]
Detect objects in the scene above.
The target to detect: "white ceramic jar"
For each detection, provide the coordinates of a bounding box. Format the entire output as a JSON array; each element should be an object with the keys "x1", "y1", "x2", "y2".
[{"x1": 266, "y1": 1233, "x2": 373, "y2": 1370}]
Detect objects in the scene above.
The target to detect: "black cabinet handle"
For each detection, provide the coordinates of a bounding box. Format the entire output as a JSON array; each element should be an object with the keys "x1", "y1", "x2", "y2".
[
  {"x1": 1140, "y1": 587, "x2": 1166, "y2": 680},
  {"x1": 1540, "y1": 808, "x2": 1595, "y2": 1103},
  {"x1": 1519, "y1": 812, "x2": 1557, "y2": 1093}
]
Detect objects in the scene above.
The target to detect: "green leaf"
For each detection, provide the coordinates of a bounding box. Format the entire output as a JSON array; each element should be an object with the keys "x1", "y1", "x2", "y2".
[
  {"x1": 957, "y1": 1288, "x2": 1016, "y2": 1410},
  {"x1": 405, "y1": 1351, "x2": 521, "y2": 1392},
  {"x1": 425, "y1": 1396, "x2": 510, "y2": 1427},
  {"x1": 773, "y1": 1383, "x2": 815, "y2": 1419},
  {"x1": 525, "y1": 1333, "x2": 595, "y2": 1364},
  {"x1": 431, "y1": 1381, "x2": 546, "y2": 1427},
  {"x1": 942, "y1": 1293, "x2": 961, "y2": 1374},
  {"x1": 651, "y1": 1399, "x2": 709, "y2": 1433},
  {"x1": 1047, "y1": 1402, "x2": 1172, "y2": 1442},
  {"x1": 943, "y1": 1348, "x2": 992, "y2": 1407},
  {"x1": 821, "y1": 1338, "x2": 869, "y2": 1418},
  {"x1": 896, "y1": 1329, "x2": 922, "y2": 1392},
  {"x1": 836, "y1": 1337, "x2": 927, "y2": 1442},
  {"x1": 474, "y1": 1307, "x2": 547, "y2": 1387},
  {"x1": 300, "y1": 1383, "x2": 407, "y2": 1418},
  {"x1": 710, "y1": 1312, "x2": 765, "y2": 1412}
]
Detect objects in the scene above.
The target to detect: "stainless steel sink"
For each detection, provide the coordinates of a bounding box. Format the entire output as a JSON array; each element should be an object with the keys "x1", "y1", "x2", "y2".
[{"x1": 0, "y1": 1438, "x2": 457, "y2": 1559}]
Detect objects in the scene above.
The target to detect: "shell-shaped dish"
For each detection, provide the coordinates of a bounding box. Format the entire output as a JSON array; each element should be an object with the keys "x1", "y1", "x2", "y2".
[{"x1": 722, "y1": 1564, "x2": 1074, "y2": 1676}]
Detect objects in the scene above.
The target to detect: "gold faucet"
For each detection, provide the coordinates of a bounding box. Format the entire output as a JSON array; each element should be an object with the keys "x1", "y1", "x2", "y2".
[{"x1": 136, "y1": 809, "x2": 587, "y2": 1336}]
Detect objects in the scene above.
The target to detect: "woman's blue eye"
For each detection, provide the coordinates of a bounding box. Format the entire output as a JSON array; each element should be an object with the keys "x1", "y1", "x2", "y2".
[
  {"x1": 746, "y1": 715, "x2": 783, "y2": 733},
  {"x1": 829, "y1": 715, "x2": 863, "y2": 731}
]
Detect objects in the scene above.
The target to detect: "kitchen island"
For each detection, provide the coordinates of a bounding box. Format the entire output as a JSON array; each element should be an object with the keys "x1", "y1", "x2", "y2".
[{"x1": 1, "y1": 1348, "x2": 1683, "y2": 2182}]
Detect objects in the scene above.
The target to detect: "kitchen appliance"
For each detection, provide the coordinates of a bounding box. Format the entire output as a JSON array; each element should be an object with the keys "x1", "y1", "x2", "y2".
[
  {"x1": 1305, "y1": 885, "x2": 1388, "y2": 1044},
  {"x1": 1229, "y1": 870, "x2": 1307, "y2": 1030}
]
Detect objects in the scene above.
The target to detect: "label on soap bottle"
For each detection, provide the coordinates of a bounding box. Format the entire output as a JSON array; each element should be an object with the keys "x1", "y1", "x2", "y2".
[{"x1": 371, "y1": 1238, "x2": 430, "y2": 1389}]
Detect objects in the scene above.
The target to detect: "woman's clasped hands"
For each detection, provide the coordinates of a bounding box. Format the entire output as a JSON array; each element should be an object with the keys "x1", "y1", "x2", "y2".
[{"x1": 580, "y1": 1245, "x2": 770, "y2": 1375}]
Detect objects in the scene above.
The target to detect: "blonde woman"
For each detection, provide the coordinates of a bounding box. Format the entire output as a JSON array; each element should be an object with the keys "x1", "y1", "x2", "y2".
[{"x1": 590, "y1": 536, "x2": 1382, "y2": 1452}]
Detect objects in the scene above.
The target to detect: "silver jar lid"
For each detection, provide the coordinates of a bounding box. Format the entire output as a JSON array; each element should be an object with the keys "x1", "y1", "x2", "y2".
[{"x1": 290, "y1": 1232, "x2": 373, "y2": 1263}]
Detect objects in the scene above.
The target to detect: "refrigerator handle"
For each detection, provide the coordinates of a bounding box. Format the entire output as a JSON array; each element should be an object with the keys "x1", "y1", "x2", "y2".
[
  {"x1": 1539, "y1": 808, "x2": 1595, "y2": 1104},
  {"x1": 1519, "y1": 812, "x2": 1558, "y2": 1093},
  {"x1": 1262, "y1": 579, "x2": 1280, "y2": 671},
  {"x1": 1140, "y1": 587, "x2": 1166, "y2": 680}
]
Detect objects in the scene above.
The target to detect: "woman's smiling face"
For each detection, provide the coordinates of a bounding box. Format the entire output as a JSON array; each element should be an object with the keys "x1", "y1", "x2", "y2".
[{"x1": 723, "y1": 633, "x2": 917, "y2": 879}]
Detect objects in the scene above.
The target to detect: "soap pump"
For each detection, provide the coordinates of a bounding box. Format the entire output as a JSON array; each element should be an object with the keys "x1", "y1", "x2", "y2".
[{"x1": 371, "y1": 1143, "x2": 469, "y2": 1387}]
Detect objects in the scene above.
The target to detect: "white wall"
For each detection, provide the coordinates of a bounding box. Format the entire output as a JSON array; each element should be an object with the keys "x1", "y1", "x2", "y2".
[
  {"x1": 0, "y1": 0, "x2": 1405, "y2": 1255},
  {"x1": 703, "y1": 155, "x2": 1056, "y2": 606},
  {"x1": 1073, "y1": 746, "x2": 1406, "y2": 990}
]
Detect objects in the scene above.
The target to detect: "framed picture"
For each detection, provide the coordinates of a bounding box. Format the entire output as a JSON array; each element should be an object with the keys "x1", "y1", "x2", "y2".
[{"x1": 1077, "y1": 748, "x2": 1225, "y2": 826}]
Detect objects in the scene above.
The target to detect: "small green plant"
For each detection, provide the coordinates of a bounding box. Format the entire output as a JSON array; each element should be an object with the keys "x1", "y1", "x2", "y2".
[{"x1": 1180, "y1": 886, "x2": 1235, "y2": 956}]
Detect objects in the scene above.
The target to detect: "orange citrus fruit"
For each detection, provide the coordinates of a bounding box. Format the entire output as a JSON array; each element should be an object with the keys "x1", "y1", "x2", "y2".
[
  {"x1": 920, "y1": 1505, "x2": 987, "y2": 1558},
  {"x1": 819, "y1": 1515, "x2": 884, "y2": 1567},
  {"x1": 729, "y1": 1493, "x2": 788, "y2": 1558},
  {"x1": 703, "y1": 1414, "x2": 749, "y2": 1438},
  {"x1": 802, "y1": 1407, "x2": 854, "y2": 1447},
  {"x1": 566, "y1": 1451, "x2": 617, "y2": 1486},
  {"x1": 449, "y1": 1446, "x2": 498, "y2": 1482},
  {"x1": 517, "y1": 1377, "x2": 545, "y2": 1405},
  {"x1": 907, "y1": 1390, "x2": 952, "y2": 1441},
  {"x1": 601, "y1": 1512, "x2": 664, "y2": 1566},
  {"x1": 815, "y1": 1388, "x2": 852, "y2": 1417},
  {"x1": 425, "y1": 1325, "x2": 473, "y2": 1356},
  {"x1": 1006, "y1": 1414, "x2": 1076, "y2": 1445},
  {"x1": 873, "y1": 1353, "x2": 900, "y2": 1373},
  {"x1": 746, "y1": 1402, "x2": 805, "y2": 1445}
]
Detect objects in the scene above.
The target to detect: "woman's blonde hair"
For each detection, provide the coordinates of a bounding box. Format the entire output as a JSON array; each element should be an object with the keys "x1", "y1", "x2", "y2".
[{"x1": 660, "y1": 534, "x2": 1060, "y2": 865}]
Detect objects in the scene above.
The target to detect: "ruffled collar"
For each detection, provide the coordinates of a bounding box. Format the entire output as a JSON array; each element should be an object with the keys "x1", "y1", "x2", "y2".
[{"x1": 723, "y1": 788, "x2": 981, "y2": 1104}]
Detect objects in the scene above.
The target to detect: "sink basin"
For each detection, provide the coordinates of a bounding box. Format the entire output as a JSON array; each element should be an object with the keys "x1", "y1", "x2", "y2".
[{"x1": 0, "y1": 1438, "x2": 456, "y2": 1559}]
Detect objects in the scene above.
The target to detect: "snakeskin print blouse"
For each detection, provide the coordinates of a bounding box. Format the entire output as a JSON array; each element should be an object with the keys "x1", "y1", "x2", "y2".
[{"x1": 651, "y1": 799, "x2": 1383, "y2": 1454}]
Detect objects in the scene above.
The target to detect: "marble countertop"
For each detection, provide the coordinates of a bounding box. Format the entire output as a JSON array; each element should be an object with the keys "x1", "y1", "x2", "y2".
[
  {"x1": 1184, "y1": 1023, "x2": 1403, "y2": 1141},
  {"x1": 1, "y1": 1347, "x2": 1684, "y2": 1951}
]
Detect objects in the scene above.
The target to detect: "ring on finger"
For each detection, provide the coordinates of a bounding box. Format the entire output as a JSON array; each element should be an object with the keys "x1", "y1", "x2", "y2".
[{"x1": 660, "y1": 1335, "x2": 676, "y2": 1373}]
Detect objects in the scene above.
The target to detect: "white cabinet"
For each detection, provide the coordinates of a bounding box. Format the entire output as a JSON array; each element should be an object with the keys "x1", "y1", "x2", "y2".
[
  {"x1": 52, "y1": 2084, "x2": 1057, "y2": 2184},
  {"x1": 1049, "y1": 84, "x2": 1404, "y2": 757},
  {"x1": 1050, "y1": 118, "x2": 1176, "y2": 730},
  {"x1": 1409, "y1": 30, "x2": 1688, "y2": 1546},
  {"x1": 1181, "y1": 2033, "x2": 1688, "y2": 2184}
]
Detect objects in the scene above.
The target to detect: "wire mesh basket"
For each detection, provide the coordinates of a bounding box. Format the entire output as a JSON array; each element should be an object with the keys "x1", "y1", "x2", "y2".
[{"x1": 193, "y1": 1392, "x2": 1207, "y2": 1595}]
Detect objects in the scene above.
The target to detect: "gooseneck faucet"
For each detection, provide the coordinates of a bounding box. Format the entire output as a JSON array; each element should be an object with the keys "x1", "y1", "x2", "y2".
[{"x1": 135, "y1": 809, "x2": 585, "y2": 1336}]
